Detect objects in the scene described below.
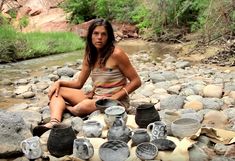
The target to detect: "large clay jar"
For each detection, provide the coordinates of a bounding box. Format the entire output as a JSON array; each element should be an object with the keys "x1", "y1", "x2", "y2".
[
  {"x1": 135, "y1": 103, "x2": 160, "y2": 128},
  {"x1": 47, "y1": 123, "x2": 76, "y2": 157}
]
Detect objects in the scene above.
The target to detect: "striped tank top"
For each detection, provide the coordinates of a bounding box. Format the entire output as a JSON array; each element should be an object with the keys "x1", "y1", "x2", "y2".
[{"x1": 90, "y1": 67, "x2": 127, "y2": 96}]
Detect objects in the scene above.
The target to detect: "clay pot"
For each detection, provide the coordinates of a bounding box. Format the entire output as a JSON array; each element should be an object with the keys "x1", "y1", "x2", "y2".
[
  {"x1": 47, "y1": 123, "x2": 76, "y2": 157},
  {"x1": 107, "y1": 116, "x2": 132, "y2": 143},
  {"x1": 135, "y1": 103, "x2": 160, "y2": 128},
  {"x1": 104, "y1": 106, "x2": 127, "y2": 128},
  {"x1": 20, "y1": 136, "x2": 42, "y2": 160},
  {"x1": 147, "y1": 121, "x2": 167, "y2": 140},
  {"x1": 73, "y1": 138, "x2": 94, "y2": 160},
  {"x1": 131, "y1": 128, "x2": 150, "y2": 147},
  {"x1": 82, "y1": 120, "x2": 103, "y2": 138}
]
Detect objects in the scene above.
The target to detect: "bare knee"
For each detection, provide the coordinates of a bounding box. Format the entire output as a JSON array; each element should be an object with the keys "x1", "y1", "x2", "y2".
[{"x1": 67, "y1": 99, "x2": 96, "y2": 116}]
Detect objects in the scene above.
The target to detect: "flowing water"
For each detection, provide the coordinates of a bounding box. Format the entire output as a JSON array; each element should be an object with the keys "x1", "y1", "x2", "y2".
[{"x1": 0, "y1": 39, "x2": 170, "y2": 109}]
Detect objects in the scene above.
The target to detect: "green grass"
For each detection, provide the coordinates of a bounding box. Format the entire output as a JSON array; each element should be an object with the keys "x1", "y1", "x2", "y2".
[{"x1": 0, "y1": 25, "x2": 85, "y2": 62}]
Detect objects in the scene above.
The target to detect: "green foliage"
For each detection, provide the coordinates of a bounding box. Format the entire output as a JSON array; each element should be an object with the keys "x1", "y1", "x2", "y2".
[
  {"x1": 7, "y1": 8, "x2": 17, "y2": 19},
  {"x1": 0, "y1": 25, "x2": 84, "y2": 62},
  {"x1": 61, "y1": 0, "x2": 95, "y2": 24},
  {"x1": 19, "y1": 31, "x2": 84, "y2": 59},
  {"x1": 62, "y1": 0, "x2": 138, "y2": 23},
  {"x1": 0, "y1": 13, "x2": 10, "y2": 26},
  {"x1": 19, "y1": 16, "x2": 29, "y2": 28},
  {"x1": 0, "y1": 25, "x2": 19, "y2": 62},
  {"x1": 132, "y1": 5, "x2": 151, "y2": 29},
  {"x1": 231, "y1": 10, "x2": 235, "y2": 31}
]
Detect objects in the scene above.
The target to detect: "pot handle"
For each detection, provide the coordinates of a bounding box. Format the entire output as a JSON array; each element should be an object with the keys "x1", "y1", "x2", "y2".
[{"x1": 146, "y1": 123, "x2": 154, "y2": 133}]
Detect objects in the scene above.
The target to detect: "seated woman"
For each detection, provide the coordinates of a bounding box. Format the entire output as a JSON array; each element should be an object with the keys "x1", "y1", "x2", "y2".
[{"x1": 33, "y1": 18, "x2": 141, "y2": 137}]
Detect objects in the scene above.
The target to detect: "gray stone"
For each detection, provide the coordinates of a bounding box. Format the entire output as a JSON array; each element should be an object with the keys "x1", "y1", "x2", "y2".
[
  {"x1": 201, "y1": 98, "x2": 224, "y2": 110},
  {"x1": 160, "y1": 95, "x2": 185, "y2": 110},
  {"x1": 189, "y1": 144, "x2": 209, "y2": 161},
  {"x1": 57, "y1": 67, "x2": 75, "y2": 77},
  {"x1": 0, "y1": 110, "x2": 32, "y2": 158},
  {"x1": 214, "y1": 143, "x2": 227, "y2": 155}
]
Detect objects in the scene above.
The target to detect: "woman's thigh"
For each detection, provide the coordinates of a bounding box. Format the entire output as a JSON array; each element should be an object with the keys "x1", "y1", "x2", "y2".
[{"x1": 58, "y1": 87, "x2": 87, "y2": 106}]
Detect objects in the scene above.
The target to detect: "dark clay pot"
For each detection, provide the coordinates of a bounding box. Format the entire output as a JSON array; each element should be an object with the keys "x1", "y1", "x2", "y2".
[
  {"x1": 135, "y1": 103, "x2": 160, "y2": 128},
  {"x1": 131, "y1": 128, "x2": 150, "y2": 147},
  {"x1": 47, "y1": 123, "x2": 76, "y2": 157}
]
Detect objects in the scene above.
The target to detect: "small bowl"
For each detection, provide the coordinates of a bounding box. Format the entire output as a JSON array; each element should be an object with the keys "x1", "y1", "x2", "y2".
[
  {"x1": 171, "y1": 118, "x2": 201, "y2": 138},
  {"x1": 136, "y1": 142, "x2": 158, "y2": 160},
  {"x1": 151, "y1": 138, "x2": 176, "y2": 151},
  {"x1": 95, "y1": 99, "x2": 121, "y2": 113}
]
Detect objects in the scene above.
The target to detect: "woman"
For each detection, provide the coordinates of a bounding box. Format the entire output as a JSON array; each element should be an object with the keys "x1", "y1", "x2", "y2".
[{"x1": 33, "y1": 18, "x2": 141, "y2": 136}]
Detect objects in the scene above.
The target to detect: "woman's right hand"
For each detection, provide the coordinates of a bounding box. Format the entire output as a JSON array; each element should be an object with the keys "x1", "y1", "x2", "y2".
[{"x1": 48, "y1": 81, "x2": 60, "y2": 100}]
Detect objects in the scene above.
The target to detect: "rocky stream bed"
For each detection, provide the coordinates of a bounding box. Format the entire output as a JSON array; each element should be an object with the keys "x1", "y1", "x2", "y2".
[{"x1": 0, "y1": 44, "x2": 235, "y2": 160}]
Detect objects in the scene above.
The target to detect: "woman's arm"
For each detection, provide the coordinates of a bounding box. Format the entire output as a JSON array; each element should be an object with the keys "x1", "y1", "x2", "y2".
[
  {"x1": 48, "y1": 56, "x2": 91, "y2": 99},
  {"x1": 111, "y1": 48, "x2": 141, "y2": 100},
  {"x1": 59, "y1": 57, "x2": 91, "y2": 89}
]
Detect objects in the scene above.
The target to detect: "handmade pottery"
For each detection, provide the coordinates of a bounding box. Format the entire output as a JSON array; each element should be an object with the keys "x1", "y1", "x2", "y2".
[
  {"x1": 162, "y1": 111, "x2": 181, "y2": 135},
  {"x1": 95, "y1": 99, "x2": 122, "y2": 113},
  {"x1": 131, "y1": 128, "x2": 150, "y2": 147},
  {"x1": 107, "y1": 116, "x2": 132, "y2": 143},
  {"x1": 82, "y1": 120, "x2": 103, "y2": 138},
  {"x1": 151, "y1": 138, "x2": 176, "y2": 151},
  {"x1": 104, "y1": 106, "x2": 127, "y2": 128},
  {"x1": 73, "y1": 138, "x2": 94, "y2": 160},
  {"x1": 135, "y1": 142, "x2": 158, "y2": 160},
  {"x1": 47, "y1": 123, "x2": 76, "y2": 157},
  {"x1": 147, "y1": 121, "x2": 167, "y2": 140},
  {"x1": 20, "y1": 136, "x2": 42, "y2": 160},
  {"x1": 135, "y1": 103, "x2": 160, "y2": 128},
  {"x1": 171, "y1": 118, "x2": 201, "y2": 138},
  {"x1": 99, "y1": 140, "x2": 130, "y2": 161}
]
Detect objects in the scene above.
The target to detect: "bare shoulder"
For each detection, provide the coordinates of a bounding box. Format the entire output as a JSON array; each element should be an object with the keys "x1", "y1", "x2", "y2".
[{"x1": 112, "y1": 47, "x2": 128, "y2": 60}]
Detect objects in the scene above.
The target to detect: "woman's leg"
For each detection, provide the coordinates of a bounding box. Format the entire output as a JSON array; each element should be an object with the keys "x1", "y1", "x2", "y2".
[
  {"x1": 45, "y1": 87, "x2": 87, "y2": 128},
  {"x1": 66, "y1": 99, "x2": 97, "y2": 116}
]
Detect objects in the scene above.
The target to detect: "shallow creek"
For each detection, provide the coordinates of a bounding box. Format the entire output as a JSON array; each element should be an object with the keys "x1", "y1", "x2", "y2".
[{"x1": 0, "y1": 39, "x2": 171, "y2": 109}]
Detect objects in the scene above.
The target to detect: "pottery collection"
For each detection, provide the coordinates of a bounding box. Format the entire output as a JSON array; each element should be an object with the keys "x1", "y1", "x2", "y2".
[
  {"x1": 41, "y1": 104, "x2": 201, "y2": 160},
  {"x1": 82, "y1": 120, "x2": 103, "y2": 138},
  {"x1": 20, "y1": 136, "x2": 42, "y2": 160},
  {"x1": 135, "y1": 103, "x2": 160, "y2": 128},
  {"x1": 73, "y1": 138, "x2": 94, "y2": 160},
  {"x1": 47, "y1": 123, "x2": 76, "y2": 157}
]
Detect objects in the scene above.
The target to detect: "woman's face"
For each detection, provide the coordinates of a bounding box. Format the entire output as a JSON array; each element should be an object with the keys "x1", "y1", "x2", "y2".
[{"x1": 92, "y1": 26, "x2": 108, "y2": 50}]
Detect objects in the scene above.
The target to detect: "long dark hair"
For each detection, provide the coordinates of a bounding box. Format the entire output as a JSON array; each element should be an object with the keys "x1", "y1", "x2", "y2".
[{"x1": 85, "y1": 18, "x2": 115, "y2": 68}]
